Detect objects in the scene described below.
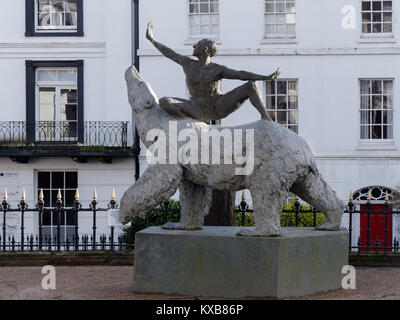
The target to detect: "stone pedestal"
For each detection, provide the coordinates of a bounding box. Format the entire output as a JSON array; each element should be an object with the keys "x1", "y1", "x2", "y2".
[{"x1": 133, "y1": 227, "x2": 348, "y2": 299}]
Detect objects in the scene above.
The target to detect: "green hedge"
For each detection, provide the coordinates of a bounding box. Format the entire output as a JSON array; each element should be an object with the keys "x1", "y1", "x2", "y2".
[{"x1": 236, "y1": 204, "x2": 326, "y2": 227}]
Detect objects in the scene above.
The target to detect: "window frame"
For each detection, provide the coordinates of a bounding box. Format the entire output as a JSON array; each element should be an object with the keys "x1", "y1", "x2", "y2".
[
  {"x1": 26, "y1": 60, "x2": 84, "y2": 143},
  {"x1": 37, "y1": 170, "x2": 78, "y2": 242},
  {"x1": 360, "y1": 0, "x2": 393, "y2": 38},
  {"x1": 264, "y1": 78, "x2": 299, "y2": 133},
  {"x1": 26, "y1": 0, "x2": 84, "y2": 37},
  {"x1": 358, "y1": 78, "x2": 394, "y2": 141},
  {"x1": 264, "y1": 0, "x2": 296, "y2": 39},
  {"x1": 187, "y1": 0, "x2": 220, "y2": 39}
]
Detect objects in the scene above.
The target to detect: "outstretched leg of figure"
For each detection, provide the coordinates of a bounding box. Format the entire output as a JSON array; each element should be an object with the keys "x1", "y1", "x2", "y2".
[
  {"x1": 214, "y1": 81, "x2": 271, "y2": 120},
  {"x1": 159, "y1": 97, "x2": 197, "y2": 119}
]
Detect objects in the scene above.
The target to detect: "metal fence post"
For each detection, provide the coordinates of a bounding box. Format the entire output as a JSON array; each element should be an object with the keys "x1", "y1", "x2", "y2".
[
  {"x1": 91, "y1": 189, "x2": 98, "y2": 251},
  {"x1": 347, "y1": 193, "x2": 354, "y2": 253},
  {"x1": 19, "y1": 189, "x2": 27, "y2": 251},
  {"x1": 2, "y1": 190, "x2": 9, "y2": 252}
]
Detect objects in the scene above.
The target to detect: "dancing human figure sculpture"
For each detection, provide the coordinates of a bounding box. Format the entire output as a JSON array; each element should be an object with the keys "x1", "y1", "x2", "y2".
[{"x1": 146, "y1": 22, "x2": 280, "y2": 122}]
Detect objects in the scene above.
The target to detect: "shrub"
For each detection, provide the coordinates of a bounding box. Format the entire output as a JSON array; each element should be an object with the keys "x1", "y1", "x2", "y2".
[{"x1": 236, "y1": 203, "x2": 326, "y2": 227}]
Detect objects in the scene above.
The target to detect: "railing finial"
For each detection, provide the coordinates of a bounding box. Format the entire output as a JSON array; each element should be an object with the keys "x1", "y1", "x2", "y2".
[
  {"x1": 39, "y1": 188, "x2": 44, "y2": 201},
  {"x1": 111, "y1": 188, "x2": 116, "y2": 201},
  {"x1": 241, "y1": 190, "x2": 245, "y2": 201},
  {"x1": 385, "y1": 191, "x2": 389, "y2": 202},
  {"x1": 21, "y1": 188, "x2": 26, "y2": 201},
  {"x1": 57, "y1": 189, "x2": 62, "y2": 201},
  {"x1": 75, "y1": 189, "x2": 80, "y2": 201},
  {"x1": 367, "y1": 190, "x2": 371, "y2": 202},
  {"x1": 3, "y1": 188, "x2": 7, "y2": 201},
  {"x1": 349, "y1": 191, "x2": 353, "y2": 202},
  {"x1": 93, "y1": 188, "x2": 98, "y2": 201}
]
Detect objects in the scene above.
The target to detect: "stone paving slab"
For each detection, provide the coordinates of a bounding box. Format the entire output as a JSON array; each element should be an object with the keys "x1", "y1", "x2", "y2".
[{"x1": 0, "y1": 266, "x2": 399, "y2": 300}]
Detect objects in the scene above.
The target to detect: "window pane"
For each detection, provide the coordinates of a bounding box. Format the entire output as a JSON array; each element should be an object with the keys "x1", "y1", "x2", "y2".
[
  {"x1": 360, "y1": 95, "x2": 370, "y2": 109},
  {"x1": 360, "y1": 111, "x2": 370, "y2": 124},
  {"x1": 362, "y1": 23, "x2": 372, "y2": 33},
  {"x1": 288, "y1": 96, "x2": 298, "y2": 109},
  {"x1": 200, "y1": 3, "x2": 209, "y2": 13},
  {"x1": 372, "y1": 96, "x2": 382, "y2": 109},
  {"x1": 65, "y1": 172, "x2": 78, "y2": 188},
  {"x1": 277, "y1": 96, "x2": 287, "y2": 109},
  {"x1": 265, "y1": 14, "x2": 275, "y2": 23},
  {"x1": 277, "y1": 111, "x2": 287, "y2": 124},
  {"x1": 210, "y1": 2, "x2": 218, "y2": 12},
  {"x1": 383, "y1": 23, "x2": 392, "y2": 32},
  {"x1": 265, "y1": 24, "x2": 275, "y2": 34},
  {"x1": 288, "y1": 110, "x2": 298, "y2": 125},
  {"x1": 265, "y1": 3, "x2": 274, "y2": 12},
  {"x1": 65, "y1": 190, "x2": 75, "y2": 207},
  {"x1": 266, "y1": 81, "x2": 275, "y2": 95},
  {"x1": 38, "y1": 70, "x2": 57, "y2": 82},
  {"x1": 383, "y1": 81, "x2": 393, "y2": 94},
  {"x1": 372, "y1": 23, "x2": 382, "y2": 33},
  {"x1": 267, "y1": 111, "x2": 276, "y2": 121},
  {"x1": 360, "y1": 80, "x2": 370, "y2": 94},
  {"x1": 288, "y1": 81, "x2": 298, "y2": 94},
  {"x1": 372, "y1": 125, "x2": 382, "y2": 139},
  {"x1": 371, "y1": 80, "x2": 382, "y2": 94},
  {"x1": 372, "y1": 12, "x2": 382, "y2": 22},
  {"x1": 277, "y1": 81, "x2": 287, "y2": 94},
  {"x1": 383, "y1": 1, "x2": 392, "y2": 11},
  {"x1": 372, "y1": 1, "x2": 381, "y2": 11},
  {"x1": 52, "y1": 172, "x2": 64, "y2": 189},
  {"x1": 57, "y1": 70, "x2": 77, "y2": 82},
  {"x1": 39, "y1": 88, "x2": 56, "y2": 121},
  {"x1": 190, "y1": 3, "x2": 199, "y2": 13},
  {"x1": 362, "y1": 1, "x2": 371, "y2": 11},
  {"x1": 60, "y1": 89, "x2": 78, "y2": 121},
  {"x1": 362, "y1": 13, "x2": 372, "y2": 23},
  {"x1": 190, "y1": 15, "x2": 200, "y2": 25},
  {"x1": 38, "y1": 172, "x2": 51, "y2": 189}
]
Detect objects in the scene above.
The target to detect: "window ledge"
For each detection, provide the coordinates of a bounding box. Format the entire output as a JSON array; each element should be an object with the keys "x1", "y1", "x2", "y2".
[
  {"x1": 356, "y1": 140, "x2": 397, "y2": 151},
  {"x1": 261, "y1": 37, "x2": 298, "y2": 44},
  {"x1": 358, "y1": 35, "x2": 395, "y2": 44},
  {"x1": 184, "y1": 38, "x2": 221, "y2": 45}
]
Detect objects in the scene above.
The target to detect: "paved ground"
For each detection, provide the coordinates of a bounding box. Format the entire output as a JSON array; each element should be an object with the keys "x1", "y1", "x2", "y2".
[{"x1": 0, "y1": 266, "x2": 400, "y2": 300}]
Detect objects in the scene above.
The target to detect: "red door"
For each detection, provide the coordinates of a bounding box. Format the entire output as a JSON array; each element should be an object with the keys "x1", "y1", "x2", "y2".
[{"x1": 360, "y1": 204, "x2": 392, "y2": 252}]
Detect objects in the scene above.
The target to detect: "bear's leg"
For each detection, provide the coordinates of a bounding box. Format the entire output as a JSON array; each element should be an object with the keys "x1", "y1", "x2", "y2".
[
  {"x1": 119, "y1": 164, "x2": 183, "y2": 224},
  {"x1": 237, "y1": 187, "x2": 287, "y2": 237},
  {"x1": 163, "y1": 179, "x2": 212, "y2": 230},
  {"x1": 291, "y1": 170, "x2": 344, "y2": 231}
]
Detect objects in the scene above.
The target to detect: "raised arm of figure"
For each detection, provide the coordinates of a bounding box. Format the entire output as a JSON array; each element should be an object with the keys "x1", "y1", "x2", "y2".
[
  {"x1": 220, "y1": 66, "x2": 281, "y2": 81},
  {"x1": 146, "y1": 22, "x2": 192, "y2": 66}
]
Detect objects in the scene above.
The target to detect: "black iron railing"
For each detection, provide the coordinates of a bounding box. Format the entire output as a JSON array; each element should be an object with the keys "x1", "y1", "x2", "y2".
[
  {"x1": 0, "y1": 121, "x2": 129, "y2": 149},
  {"x1": 0, "y1": 194, "x2": 134, "y2": 252},
  {"x1": 3, "y1": 193, "x2": 400, "y2": 254}
]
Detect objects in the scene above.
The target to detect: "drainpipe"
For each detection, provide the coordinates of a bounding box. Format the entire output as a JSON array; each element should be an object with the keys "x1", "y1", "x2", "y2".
[{"x1": 132, "y1": 0, "x2": 141, "y2": 181}]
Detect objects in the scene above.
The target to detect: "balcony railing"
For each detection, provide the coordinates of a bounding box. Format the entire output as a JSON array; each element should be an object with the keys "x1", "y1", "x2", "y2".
[{"x1": 0, "y1": 121, "x2": 130, "y2": 150}]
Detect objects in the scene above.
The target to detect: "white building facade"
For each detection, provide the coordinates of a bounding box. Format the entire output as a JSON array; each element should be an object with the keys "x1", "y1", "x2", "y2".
[
  {"x1": 138, "y1": 0, "x2": 400, "y2": 247},
  {"x1": 0, "y1": 0, "x2": 137, "y2": 242}
]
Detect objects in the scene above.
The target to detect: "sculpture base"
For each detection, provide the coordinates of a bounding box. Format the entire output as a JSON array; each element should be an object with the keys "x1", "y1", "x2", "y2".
[{"x1": 133, "y1": 227, "x2": 348, "y2": 299}]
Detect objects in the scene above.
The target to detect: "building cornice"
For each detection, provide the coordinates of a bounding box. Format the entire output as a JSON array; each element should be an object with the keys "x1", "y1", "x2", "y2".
[
  {"x1": 0, "y1": 42, "x2": 106, "y2": 58},
  {"x1": 138, "y1": 46, "x2": 400, "y2": 57}
]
